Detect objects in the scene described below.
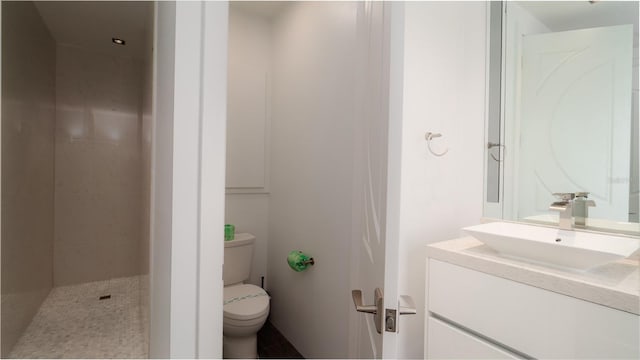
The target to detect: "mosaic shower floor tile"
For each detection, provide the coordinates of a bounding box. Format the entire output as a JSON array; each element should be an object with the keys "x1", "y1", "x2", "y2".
[{"x1": 8, "y1": 276, "x2": 147, "y2": 359}]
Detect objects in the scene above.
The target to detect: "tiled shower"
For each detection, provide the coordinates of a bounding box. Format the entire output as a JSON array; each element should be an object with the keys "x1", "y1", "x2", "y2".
[{"x1": 1, "y1": 2, "x2": 153, "y2": 358}]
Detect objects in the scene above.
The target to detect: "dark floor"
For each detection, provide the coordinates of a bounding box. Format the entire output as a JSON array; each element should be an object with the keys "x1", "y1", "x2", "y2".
[{"x1": 258, "y1": 320, "x2": 304, "y2": 359}]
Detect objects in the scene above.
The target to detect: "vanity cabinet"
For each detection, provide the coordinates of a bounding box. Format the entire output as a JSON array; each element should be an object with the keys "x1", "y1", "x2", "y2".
[
  {"x1": 426, "y1": 259, "x2": 640, "y2": 359},
  {"x1": 427, "y1": 316, "x2": 519, "y2": 359}
]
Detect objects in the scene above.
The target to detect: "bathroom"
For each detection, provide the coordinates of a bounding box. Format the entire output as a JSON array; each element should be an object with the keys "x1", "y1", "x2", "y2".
[
  {"x1": 226, "y1": 0, "x2": 638, "y2": 358},
  {"x1": 2, "y1": 1, "x2": 639, "y2": 359}
]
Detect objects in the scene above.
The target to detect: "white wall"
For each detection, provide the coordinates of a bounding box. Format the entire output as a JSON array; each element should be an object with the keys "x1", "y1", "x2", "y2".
[
  {"x1": 225, "y1": 6, "x2": 272, "y2": 288},
  {"x1": 394, "y1": 2, "x2": 487, "y2": 358},
  {"x1": 268, "y1": 2, "x2": 358, "y2": 358},
  {"x1": 226, "y1": 6, "x2": 271, "y2": 191}
]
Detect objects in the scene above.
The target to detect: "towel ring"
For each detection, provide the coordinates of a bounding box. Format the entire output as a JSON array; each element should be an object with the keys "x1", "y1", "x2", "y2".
[{"x1": 425, "y1": 132, "x2": 448, "y2": 157}]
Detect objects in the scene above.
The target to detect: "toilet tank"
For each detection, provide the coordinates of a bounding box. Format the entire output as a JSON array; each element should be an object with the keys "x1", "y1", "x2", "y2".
[{"x1": 223, "y1": 233, "x2": 255, "y2": 286}]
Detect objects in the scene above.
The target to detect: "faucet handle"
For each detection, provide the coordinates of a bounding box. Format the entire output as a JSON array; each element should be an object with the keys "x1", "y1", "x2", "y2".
[
  {"x1": 575, "y1": 192, "x2": 596, "y2": 206},
  {"x1": 553, "y1": 192, "x2": 575, "y2": 202}
]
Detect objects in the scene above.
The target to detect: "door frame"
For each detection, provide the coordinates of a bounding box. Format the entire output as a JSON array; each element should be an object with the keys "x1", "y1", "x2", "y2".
[
  {"x1": 150, "y1": 1, "x2": 228, "y2": 358},
  {"x1": 381, "y1": 1, "x2": 406, "y2": 358}
]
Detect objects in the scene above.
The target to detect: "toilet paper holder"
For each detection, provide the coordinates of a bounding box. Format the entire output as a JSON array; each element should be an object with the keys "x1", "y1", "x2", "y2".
[{"x1": 287, "y1": 250, "x2": 315, "y2": 272}]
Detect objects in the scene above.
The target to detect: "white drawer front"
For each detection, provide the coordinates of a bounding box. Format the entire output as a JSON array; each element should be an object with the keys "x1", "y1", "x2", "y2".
[
  {"x1": 427, "y1": 316, "x2": 521, "y2": 359},
  {"x1": 428, "y1": 259, "x2": 640, "y2": 359}
]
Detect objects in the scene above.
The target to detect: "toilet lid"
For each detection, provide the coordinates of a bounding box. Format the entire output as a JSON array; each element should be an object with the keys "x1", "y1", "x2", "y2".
[{"x1": 224, "y1": 284, "x2": 270, "y2": 321}]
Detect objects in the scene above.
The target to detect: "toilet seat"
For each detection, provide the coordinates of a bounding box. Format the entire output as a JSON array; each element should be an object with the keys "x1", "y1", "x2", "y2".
[{"x1": 223, "y1": 284, "x2": 269, "y2": 321}]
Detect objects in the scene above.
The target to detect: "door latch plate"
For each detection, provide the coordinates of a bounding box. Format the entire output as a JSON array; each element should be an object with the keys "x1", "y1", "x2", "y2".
[{"x1": 385, "y1": 308, "x2": 397, "y2": 332}]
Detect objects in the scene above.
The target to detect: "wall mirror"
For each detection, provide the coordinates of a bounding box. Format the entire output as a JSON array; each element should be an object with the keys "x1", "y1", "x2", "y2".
[{"x1": 484, "y1": 1, "x2": 639, "y2": 236}]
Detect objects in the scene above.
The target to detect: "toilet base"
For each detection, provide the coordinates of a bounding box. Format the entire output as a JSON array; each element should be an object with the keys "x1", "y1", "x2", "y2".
[{"x1": 223, "y1": 334, "x2": 257, "y2": 359}]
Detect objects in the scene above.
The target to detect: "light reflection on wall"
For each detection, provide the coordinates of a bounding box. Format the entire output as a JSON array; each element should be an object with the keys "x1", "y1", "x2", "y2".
[
  {"x1": 53, "y1": 43, "x2": 143, "y2": 286},
  {"x1": 57, "y1": 105, "x2": 138, "y2": 145}
]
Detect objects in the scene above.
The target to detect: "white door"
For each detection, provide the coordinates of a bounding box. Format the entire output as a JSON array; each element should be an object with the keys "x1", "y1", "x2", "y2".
[
  {"x1": 349, "y1": 2, "x2": 412, "y2": 358},
  {"x1": 518, "y1": 25, "x2": 633, "y2": 221}
]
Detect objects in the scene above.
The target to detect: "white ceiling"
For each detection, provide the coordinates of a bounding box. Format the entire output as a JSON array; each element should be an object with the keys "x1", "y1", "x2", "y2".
[
  {"x1": 518, "y1": 1, "x2": 639, "y2": 35},
  {"x1": 34, "y1": 1, "x2": 152, "y2": 59},
  {"x1": 33, "y1": 1, "x2": 637, "y2": 59}
]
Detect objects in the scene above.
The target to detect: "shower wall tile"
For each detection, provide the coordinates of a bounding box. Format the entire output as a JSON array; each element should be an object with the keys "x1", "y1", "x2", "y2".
[
  {"x1": 139, "y1": 8, "x2": 154, "y2": 349},
  {"x1": 1, "y1": 2, "x2": 56, "y2": 356},
  {"x1": 54, "y1": 44, "x2": 143, "y2": 286}
]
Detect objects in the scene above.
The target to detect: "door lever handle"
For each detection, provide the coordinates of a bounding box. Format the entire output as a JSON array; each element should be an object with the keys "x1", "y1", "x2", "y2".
[
  {"x1": 352, "y1": 288, "x2": 384, "y2": 334},
  {"x1": 352, "y1": 290, "x2": 378, "y2": 314},
  {"x1": 399, "y1": 295, "x2": 417, "y2": 315}
]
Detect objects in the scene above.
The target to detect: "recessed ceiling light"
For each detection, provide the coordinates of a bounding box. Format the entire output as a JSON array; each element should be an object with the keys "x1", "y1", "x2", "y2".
[{"x1": 112, "y1": 38, "x2": 126, "y2": 45}]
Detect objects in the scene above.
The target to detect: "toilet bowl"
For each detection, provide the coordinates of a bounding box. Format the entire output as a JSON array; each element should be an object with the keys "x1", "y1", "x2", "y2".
[
  {"x1": 223, "y1": 284, "x2": 269, "y2": 358},
  {"x1": 223, "y1": 233, "x2": 270, "y2": 359}
]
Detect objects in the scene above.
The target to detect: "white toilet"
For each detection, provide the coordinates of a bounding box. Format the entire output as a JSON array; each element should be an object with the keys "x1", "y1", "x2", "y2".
[{"x1": 223, "y1": 233, "x2": 270, "y2": 359}]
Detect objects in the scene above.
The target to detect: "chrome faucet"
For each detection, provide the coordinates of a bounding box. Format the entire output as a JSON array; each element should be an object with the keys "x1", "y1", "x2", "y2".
[
  {"x1": 549, "y1": 193, "x2": 575, "y2": 230},
  {"x1": 573, "y1": 192, "x2": 596, "y2": 228}
]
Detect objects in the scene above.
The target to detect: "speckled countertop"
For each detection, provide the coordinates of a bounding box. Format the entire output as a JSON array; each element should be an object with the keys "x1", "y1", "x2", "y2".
[{"x1": 426, "y1": 237, "x2": 640, "y2": 315}]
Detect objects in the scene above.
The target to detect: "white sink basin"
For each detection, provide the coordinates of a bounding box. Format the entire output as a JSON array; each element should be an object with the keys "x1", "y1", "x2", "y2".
[
  {"x1": 463, "y1": 222, "x2": 640, "y2": 271},
  {"x1": 523, "y1": 214, "x2": 640, "y2": 236}
]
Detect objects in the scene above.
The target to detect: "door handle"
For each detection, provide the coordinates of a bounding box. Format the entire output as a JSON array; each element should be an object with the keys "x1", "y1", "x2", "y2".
[
  {"x1": 352, "y1": 290, "x2": 377, "y2": 314},
  {"x1": 385, "y1": 295, "x2": 417, "y2": 333},
  {"x1": 399, "y1": 294, "x2": 417, "y2": 315},
  {"x1": 352, "y1": 288, "x2": 384, "y2": 334}
]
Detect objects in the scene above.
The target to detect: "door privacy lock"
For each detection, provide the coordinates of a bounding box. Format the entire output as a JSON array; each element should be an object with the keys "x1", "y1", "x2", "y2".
[
  {"x1": 386, "y1": 295, "x2": 417, "y2": 333},
  {"x1": 385, "y1": 309, "x2": 396, "y2": 332}
]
